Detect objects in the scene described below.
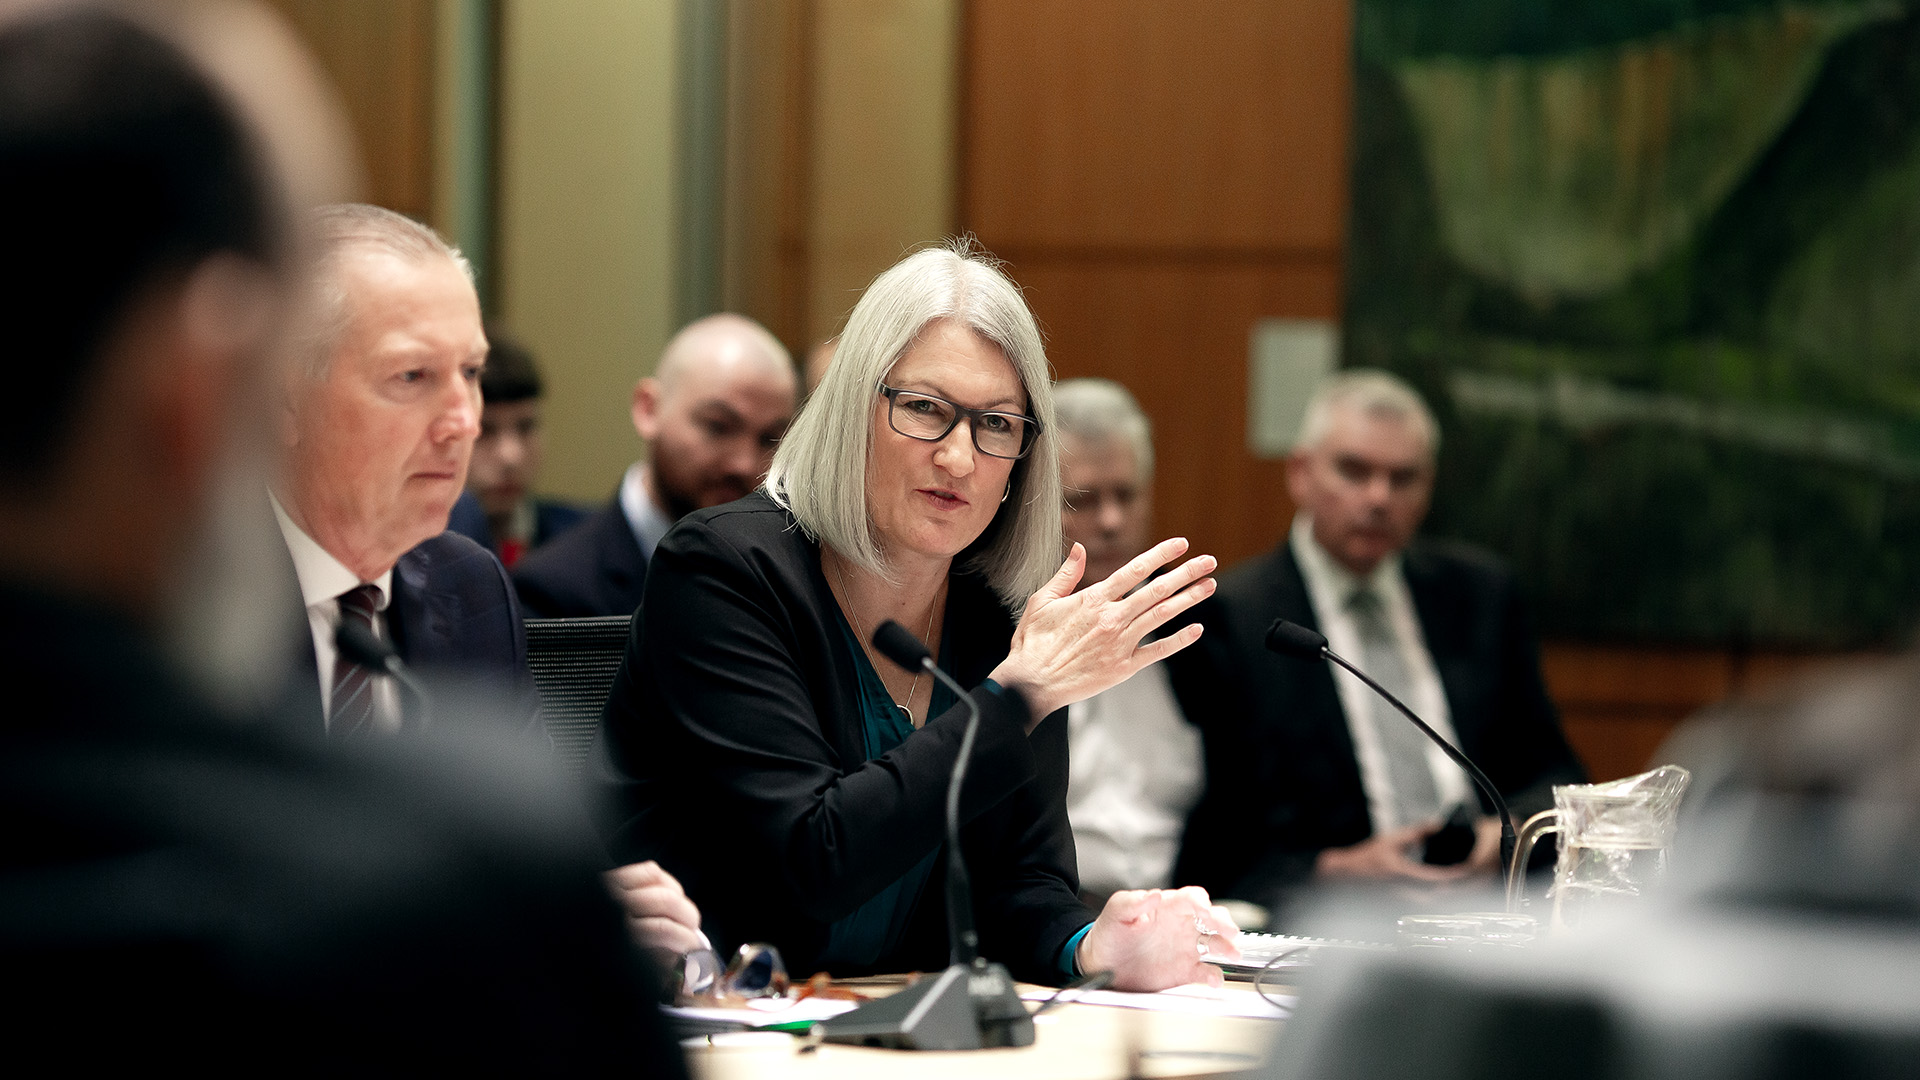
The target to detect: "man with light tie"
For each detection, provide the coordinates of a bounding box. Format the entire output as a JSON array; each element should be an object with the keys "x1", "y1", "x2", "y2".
[{"x1": 1171, "y1": 370, "x2": 1584, "y2": 924}]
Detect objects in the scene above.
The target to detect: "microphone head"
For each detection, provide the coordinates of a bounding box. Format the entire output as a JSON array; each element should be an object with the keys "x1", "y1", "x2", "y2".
[
  {"x1": 871, "y1": 619, "x2": 933, "y2": 673},
  {"x1": 1265, "y1": 619, "x2": 1329, "y2": 659},
  {"x1": 335, "y1": 619, "x2": 397, "y2": 669}
]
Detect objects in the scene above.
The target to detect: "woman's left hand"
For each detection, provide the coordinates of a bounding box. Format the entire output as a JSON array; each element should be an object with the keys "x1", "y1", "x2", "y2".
[
  {"x1": 990, "y1": 538, "x2": 1216, "y2": 723},
  {"x1": 1075, "y1": 886, "x2": 1241, "y2": 991}
]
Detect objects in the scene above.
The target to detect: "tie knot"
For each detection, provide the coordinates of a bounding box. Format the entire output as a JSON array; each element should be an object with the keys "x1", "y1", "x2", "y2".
[{"x1": 338, "y1": 584, "x2": 380, "y2": 625}]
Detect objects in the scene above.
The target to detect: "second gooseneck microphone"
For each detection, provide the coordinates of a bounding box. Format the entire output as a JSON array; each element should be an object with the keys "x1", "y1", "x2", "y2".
[{"x1": 1264, "y1": 618, "x2": 1517, "y2": 883}]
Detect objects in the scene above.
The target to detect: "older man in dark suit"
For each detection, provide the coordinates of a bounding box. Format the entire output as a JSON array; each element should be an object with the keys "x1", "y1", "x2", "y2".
[
  {"x1": 0, "y1": 5, "x2": 681, "y2": 1069},
  {"x1": 511, "y1": 313, "x2": 798, "y2": 618},
  {"x1": 1172, "y1": 370, "x2": 1584, "y2": 923},
  {"x1": 273, "y1": 203, "x2": 540, "y2": 737}
]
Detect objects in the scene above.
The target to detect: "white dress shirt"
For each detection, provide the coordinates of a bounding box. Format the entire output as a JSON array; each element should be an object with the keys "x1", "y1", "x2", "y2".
[
  {"x1": 272, "y1": 495, "x2": 399, "y2": 733},
  {"x1": 1065, "y1": 662, "x2": 1205, "y2": 897},
  {"x1": 1290, "y1": 514, "x2": 1472, "y2": 833},
  {"x1": 618, "y1": 461, "x2": 675, "y2": 563}
]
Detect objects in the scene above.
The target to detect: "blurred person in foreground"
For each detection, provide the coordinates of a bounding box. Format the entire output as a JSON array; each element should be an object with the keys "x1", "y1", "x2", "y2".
[
  {"x1": 1265, "y1": 655, "x2": 1920, "y2": 1080},
  {"x1": 1053, "y1": 378, "x2": 1206, "y2": 908},
  {"x1": 1177, "y1": 370, "x2": 1583, "y2": 925},
  {"x1": 446, "y1": 326, "x2": 586, "y2": 567},
  {"x1": 512, "y1": 312, "x2": 798, "y2": 618},
  {"x1": 593, "y1": 241, "x2": 1239, "y2": 990},
  {"x1": 0, "y1": 3, "x2": 682, "y2": 1070}
]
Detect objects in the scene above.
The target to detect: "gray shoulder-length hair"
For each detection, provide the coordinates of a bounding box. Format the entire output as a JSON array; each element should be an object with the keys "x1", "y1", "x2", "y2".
[{"x1": 766, "y1": 239, "x2": 1062, "y2": 610}]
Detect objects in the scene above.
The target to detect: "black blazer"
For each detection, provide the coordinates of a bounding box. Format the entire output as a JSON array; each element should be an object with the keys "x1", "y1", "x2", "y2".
[
  {"x1": 0, "y1": 583, "x2": 680, "y2": 1072},
  {"x1": 280, "y1": 530, "x2": 542, "y2": 739},
  {"x1": 590, "y1": 491, "x2": 1093, "y2": 984},
  {"x1": 512, "y1": 497, "x2": 649, "y2": 618},
  {"x1": 1169, "y1": 538, "x2": 1585, "y2": 909}
]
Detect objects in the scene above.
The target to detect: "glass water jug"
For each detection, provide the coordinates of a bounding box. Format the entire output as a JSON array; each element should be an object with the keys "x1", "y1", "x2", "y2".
[{"x1": 1505, "y1": 765, "x2": 1691, "y2": 930}]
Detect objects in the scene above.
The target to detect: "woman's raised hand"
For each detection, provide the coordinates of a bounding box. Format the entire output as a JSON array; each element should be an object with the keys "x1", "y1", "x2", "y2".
[{"x1": 989, "y1": 538, "x2": 1215, "y2": 725}]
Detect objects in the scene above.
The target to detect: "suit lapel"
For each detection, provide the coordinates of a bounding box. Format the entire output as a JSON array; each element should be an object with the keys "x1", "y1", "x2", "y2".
[
  {"x1": 387, "y1": 543, "x2": 440, "y2": 668},
  {"x1": 268, "y1": 511, "x2": 326, "y2": 733},
  {"x1": 596, "y1": 500, "x2": 650, "y2": 615}
]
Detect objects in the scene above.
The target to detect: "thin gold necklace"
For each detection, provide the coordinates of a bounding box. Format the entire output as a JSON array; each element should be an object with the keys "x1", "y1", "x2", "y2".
[{"x1": 829, "y1": 553, "x2": 940, "y2": 726}]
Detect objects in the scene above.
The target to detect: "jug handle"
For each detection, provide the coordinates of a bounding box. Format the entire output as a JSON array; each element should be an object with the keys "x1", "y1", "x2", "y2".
[{"x1": 1505, "y1": 809, "x2": 1561, "y2": 913}]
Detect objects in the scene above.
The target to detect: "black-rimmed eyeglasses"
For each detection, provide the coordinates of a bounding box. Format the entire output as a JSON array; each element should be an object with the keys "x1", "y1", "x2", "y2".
[{"x1": 879, "y1": 384, "x2": 1041, "y2": 460}]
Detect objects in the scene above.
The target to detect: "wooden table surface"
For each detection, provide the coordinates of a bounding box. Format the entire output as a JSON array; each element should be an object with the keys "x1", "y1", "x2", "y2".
[{"x1": 681, "y1": 979, "x2": 1288, "y2": 1080}]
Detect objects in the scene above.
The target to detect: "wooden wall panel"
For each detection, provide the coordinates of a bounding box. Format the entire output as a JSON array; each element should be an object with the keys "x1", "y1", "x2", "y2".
[
  {"x1": 1012, "y1": 259, "x2": 1338, "y2": 561},
  {"x1": 965, "y1": 0, "x2": 1350, "y2": 253},
  {"x1": 264, "y1": 0, "x2": 437, "y2": 221},
  {"x1": 1541, "y1": 645, "x2": 1882, "y2": 781},
  {"x1": 963, "y1": 0, "x2": 1353, "y2": 567}
]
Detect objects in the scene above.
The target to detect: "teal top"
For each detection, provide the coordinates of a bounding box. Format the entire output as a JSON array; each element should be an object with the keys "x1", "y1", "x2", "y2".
[
  {"x1": 819, "y1": 609, "x2": 1095, "y2": 977},
  {"x1": 819, "y1": 611, "x2": 956, "y2": 969}
]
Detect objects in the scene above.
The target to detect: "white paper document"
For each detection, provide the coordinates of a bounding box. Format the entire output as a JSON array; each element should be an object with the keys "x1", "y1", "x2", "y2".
[
  {"x1": 663, "y1": 995, "x2": 860, "y2": 1028},
  {"x1": 1020, "y1": 983, "x2": 1295, "y2": 1020}
]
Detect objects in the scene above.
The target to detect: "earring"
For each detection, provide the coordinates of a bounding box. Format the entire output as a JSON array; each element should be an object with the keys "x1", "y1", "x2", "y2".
[{"x1": 1001, "y1": 484, "x2": 1011, "y2": 504}]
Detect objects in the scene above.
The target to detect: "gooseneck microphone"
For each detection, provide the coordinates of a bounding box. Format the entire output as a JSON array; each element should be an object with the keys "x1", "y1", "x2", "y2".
[
  {"x1": 1264, "y1": 618, "x2": 1517, "y2": 883},
  {"x1": 813, "y1": 620, "x2": 1035, "y2": 1051},
  {"x1": 335, "y1": 619, "x2": 434, "y2": 731},
  {"x1": 872, "y1": 619, "x2": 983, "y2": 967}
]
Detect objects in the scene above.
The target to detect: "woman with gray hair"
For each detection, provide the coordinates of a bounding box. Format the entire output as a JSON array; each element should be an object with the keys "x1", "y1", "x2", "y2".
[{"x1": 594, "y1": 241, "x2": 1235, "y2": 989}]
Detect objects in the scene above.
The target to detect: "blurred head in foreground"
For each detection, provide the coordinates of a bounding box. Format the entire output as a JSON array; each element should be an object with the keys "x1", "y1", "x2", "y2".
[
  {"x1": 0, "y1": 5, "x2": 685, "y2": 1069},
  {"x1": 0, "y1": 0, "x2": 291, "y2": 618}
]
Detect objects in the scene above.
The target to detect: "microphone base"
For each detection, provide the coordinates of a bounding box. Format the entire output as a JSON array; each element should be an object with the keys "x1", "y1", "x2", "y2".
[{"x1": 815, "y1": 960, "x2": 1036, "y2": 1051}]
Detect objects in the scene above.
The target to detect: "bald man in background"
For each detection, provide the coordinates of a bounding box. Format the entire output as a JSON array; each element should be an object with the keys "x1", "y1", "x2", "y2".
[{"x1": 512, "y1": 314, "x2": 798, "y2": 618}]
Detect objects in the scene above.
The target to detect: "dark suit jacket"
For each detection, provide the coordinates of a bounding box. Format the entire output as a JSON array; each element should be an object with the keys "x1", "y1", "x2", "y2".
[
  {"x1": 512, "y1": 497, "x2": 648, "y2": 618},
  {"x1": 0, "y1": 583, "x2": 682, "y2": 1072},
  {"x1": 590, "y1": 491, "x2": 1092, "y2": 985},
  {"x1": 280, "y1": 530, "x2": 542, "y2": 740},
  {"x1": 446, "y1": 489, "x2": 588, "y2": 558},
  {"x1": 1169, "y1": 538, "x2": 1585, "y2": 910}
]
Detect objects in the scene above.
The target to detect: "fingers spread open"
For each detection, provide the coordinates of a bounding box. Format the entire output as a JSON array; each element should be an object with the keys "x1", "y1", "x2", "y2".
[
  {"x1": 1124, "y1": 576, "x2": 1216, "y2": 645},
  {"x1": 1130, "y1": 622, "x2": 1204, "y2": 671},
  {"x1": 1115, "y1": 553, "x2": 1216, "y2": 625},
  {"x1": 1095, "y1": 537, "x2": 1189, "y2": 602}
]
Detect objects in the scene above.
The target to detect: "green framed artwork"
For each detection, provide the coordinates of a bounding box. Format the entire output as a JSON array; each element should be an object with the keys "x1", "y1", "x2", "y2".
[{"x1": 1348, "y1": 0, "x2": 1920, "y2": 646}]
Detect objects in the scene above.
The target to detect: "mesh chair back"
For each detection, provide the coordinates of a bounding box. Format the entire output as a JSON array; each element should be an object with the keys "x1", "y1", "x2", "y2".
[{"x1": 524, "y1": 615, "x2": 632, "y2": 777}]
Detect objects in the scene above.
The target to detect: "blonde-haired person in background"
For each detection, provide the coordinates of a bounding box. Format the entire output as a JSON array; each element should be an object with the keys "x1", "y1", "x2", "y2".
[{"x1": 592, "y1": 240, "x2": 1238, "y2": 990}]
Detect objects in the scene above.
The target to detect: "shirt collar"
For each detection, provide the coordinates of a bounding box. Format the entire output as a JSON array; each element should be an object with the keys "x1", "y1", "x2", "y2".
[
  {"x1": 618, "y1": 461, "x2": 675, "y2": 563},
  {"x1": 1289, "y1": 513, "x2": 1402, "y2": 602},
  {"x1": 271, "y1": 492, "x2": 393, "y2": 611}
]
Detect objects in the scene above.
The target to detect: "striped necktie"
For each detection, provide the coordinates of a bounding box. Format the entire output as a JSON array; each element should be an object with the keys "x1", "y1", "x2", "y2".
[{"x1": 329, "y1": 584, "x2": 383, "y2": 738}]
